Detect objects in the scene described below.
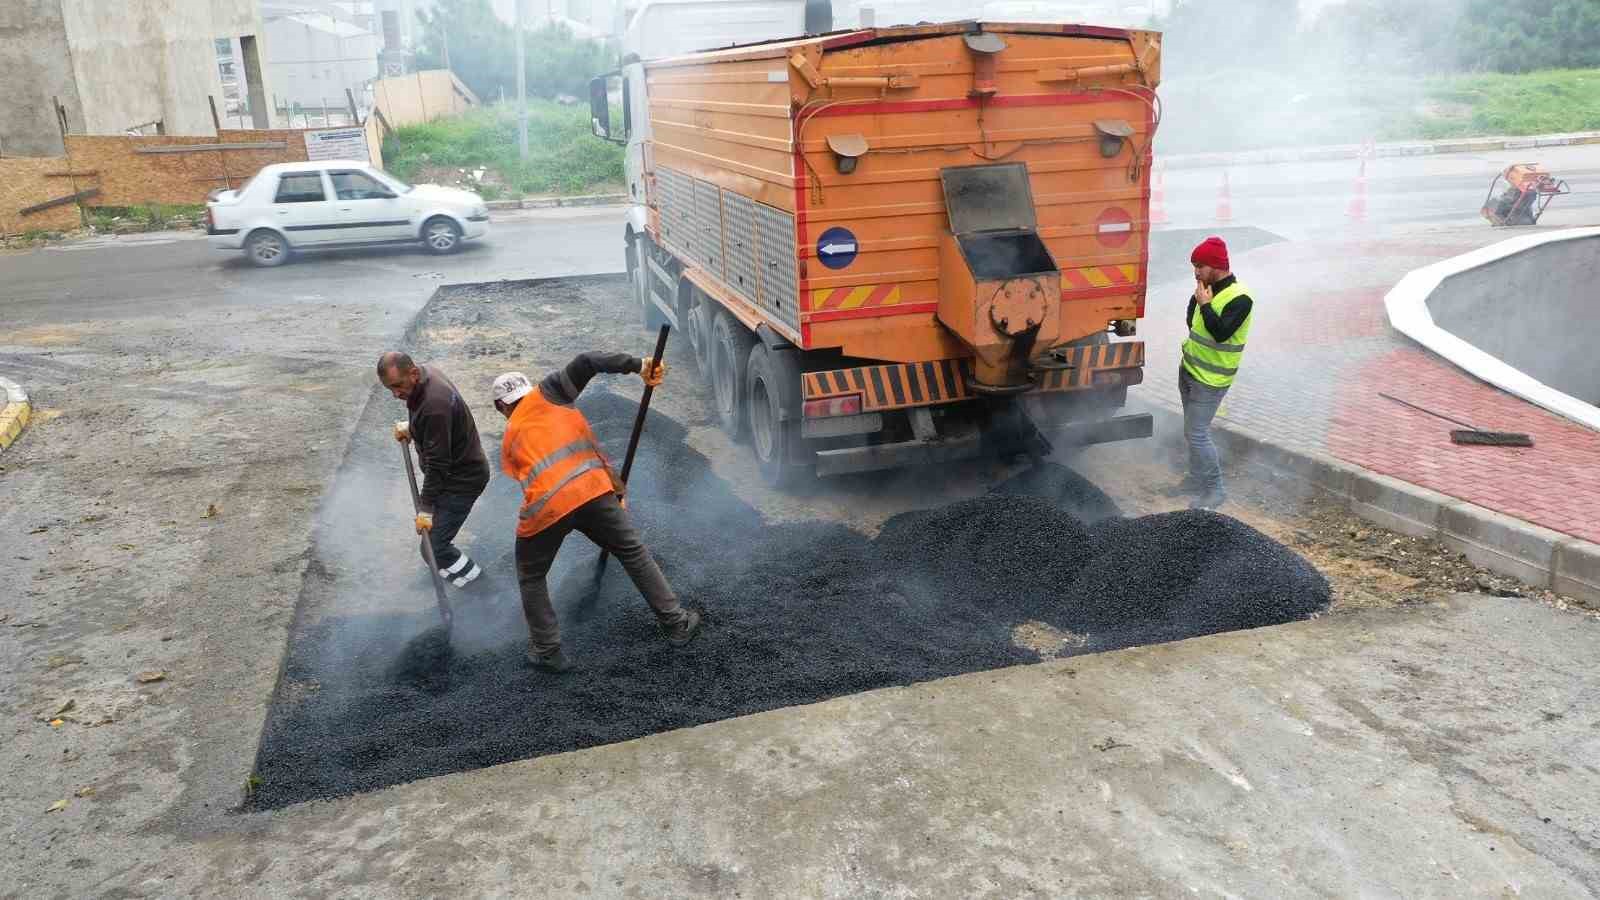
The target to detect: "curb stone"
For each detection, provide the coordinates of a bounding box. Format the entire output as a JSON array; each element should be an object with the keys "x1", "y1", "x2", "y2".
[
  {"x1": 485, "y1": 194, "x2": 628, "y2": 212},
  {"x1": 1161, "y1": 131, "x2": 1600, "y2": 170},
  {"x1": 1144, "y1": 406, "x2": 1600, "y2": 605},
  {"x1": 0, "y1": 376, "x2": 32, "y2": 452}
]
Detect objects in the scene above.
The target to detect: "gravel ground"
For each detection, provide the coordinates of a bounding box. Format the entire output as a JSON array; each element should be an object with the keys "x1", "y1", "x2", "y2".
[{"x1": 251, "y1": 384, "x2": 1330, "y2": 809}]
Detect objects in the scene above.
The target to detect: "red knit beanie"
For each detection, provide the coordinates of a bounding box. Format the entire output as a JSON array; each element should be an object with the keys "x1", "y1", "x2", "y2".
[{"x1": 1191, "y1": 236, "x2": 1230, "y2": 270}]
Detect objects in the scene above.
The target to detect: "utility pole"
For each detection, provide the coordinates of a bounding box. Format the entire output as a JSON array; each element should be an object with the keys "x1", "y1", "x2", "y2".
[{"x1": 516, "y1": 0, "x2": 529, "y2": 160}]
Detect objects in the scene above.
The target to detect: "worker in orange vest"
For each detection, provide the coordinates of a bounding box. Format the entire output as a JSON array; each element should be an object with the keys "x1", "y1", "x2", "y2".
[{"x1": 492, "y1": 352, "x2": 701, "y2": 673}]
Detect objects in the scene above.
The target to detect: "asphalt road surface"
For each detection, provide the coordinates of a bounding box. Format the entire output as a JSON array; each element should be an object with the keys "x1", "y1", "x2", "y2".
[{"x1": 5, "y1": 142, "x2": 1596, "y2": 324}]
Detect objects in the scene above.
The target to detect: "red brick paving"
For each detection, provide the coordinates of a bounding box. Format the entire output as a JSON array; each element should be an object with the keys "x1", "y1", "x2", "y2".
[{"x1": 1133, "y1": 227, "x2": 1600, "y2": 544}]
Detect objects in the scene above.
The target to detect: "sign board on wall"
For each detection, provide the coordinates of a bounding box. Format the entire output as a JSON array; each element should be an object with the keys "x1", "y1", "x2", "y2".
[{"x1": 304, "y1": 127, "x2": 371, "y2": 163}]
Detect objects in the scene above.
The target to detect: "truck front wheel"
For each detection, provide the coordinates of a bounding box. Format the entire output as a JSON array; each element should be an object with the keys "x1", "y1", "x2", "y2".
[
  {"x1": 710, "y1": 310, "x2": 755, "y2": 439},
  {"x1": 630, "y1": 234, "x2": 668, "y2": 329},
  {"x1": 746, "y1": 344, "x2": 810, "y2": 486}
]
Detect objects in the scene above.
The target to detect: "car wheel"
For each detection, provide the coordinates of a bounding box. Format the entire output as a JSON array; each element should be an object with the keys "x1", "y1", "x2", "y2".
[
  {"x1": 422, "y1": 216, "x2": 462, "y2": 254},
  {"x1": 245, "y1": 229, "x2": 289, "y2": 267},
  {"x1": 710, "y1": 310, "x2": 756, "y2": 439},
  {"x1": 746, "y1": 343, "x2": 811, "y2": 486}
]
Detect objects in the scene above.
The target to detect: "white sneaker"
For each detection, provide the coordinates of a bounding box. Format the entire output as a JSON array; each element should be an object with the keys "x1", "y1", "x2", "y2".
[{"x1": 439, "y1": 556, "x2": 483, "y2": 588}]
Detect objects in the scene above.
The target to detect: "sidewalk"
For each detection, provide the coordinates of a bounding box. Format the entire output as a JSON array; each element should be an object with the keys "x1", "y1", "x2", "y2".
[{"x1": 1132, "y1": 228, "x2": 1600, "y2": 550}]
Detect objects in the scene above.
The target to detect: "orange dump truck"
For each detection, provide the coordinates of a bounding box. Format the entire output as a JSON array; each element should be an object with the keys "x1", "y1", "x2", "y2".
[{"x1": 589, "y1": 20, "x2": 1161, "y2": 483}]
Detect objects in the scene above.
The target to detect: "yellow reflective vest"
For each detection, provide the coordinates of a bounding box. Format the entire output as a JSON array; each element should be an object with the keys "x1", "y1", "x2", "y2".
[{"x1": 1181, "y1": 280, "x2": 1253, "y2": 388}]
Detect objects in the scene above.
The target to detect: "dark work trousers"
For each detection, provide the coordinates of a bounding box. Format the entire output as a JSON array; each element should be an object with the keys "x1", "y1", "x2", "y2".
[
  {"x1": 422, "y1": 487, "x2": 483, "y2": 579},
  {"x1": 515, "y1": 493, "x2": 686, "y2": 655},
  {"x1": 1177, "y1": 364, "x2": 1230, "y2": 492}
]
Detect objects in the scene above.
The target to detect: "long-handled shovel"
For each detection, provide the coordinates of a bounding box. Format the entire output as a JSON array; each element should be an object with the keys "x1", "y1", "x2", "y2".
[
  {"x1": 596, "y1": 323, "x2": 671, "y2": 577},
  {"x1": 400, "y1": 439, "x2": 454, "y2": 630}
]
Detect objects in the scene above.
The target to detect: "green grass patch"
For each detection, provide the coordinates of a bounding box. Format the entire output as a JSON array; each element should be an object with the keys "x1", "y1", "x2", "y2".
[
  {"x1": 382, "y1": 101, "x2": 623, "y2": 197},
  {"x1": 85, "y1": 203, "x2": 206, "y2": 232},
  {"x1": 1401, "y1": 69, "x2": 1600, "y2": 139}
]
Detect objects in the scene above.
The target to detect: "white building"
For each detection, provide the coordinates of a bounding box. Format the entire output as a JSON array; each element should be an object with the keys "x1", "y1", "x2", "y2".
[
  {"x1": 2, "y1": 0, "x2": 276, "y2": 155},
  {"x1": 262, "y1": 11, "x2": 382, "y2": 111}
]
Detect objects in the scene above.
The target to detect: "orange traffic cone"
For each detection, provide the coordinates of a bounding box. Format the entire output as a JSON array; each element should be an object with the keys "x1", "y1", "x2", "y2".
[
  {"x1": 1346, "y1": 158, "x2": 1369, "y2": 222},
  {"x1": 1150, "y1": 162, "x2": 1169, "y2": 226},
  {"x1": 1215, "y1": 171, "x2": 1233, "y2": 224}
]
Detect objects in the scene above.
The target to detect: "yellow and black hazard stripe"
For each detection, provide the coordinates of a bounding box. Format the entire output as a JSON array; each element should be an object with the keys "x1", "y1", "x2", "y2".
[
  {"x1": 1037, "y1": 341, "x2": 1146, "y2": 392},
  {"x1": 802, "y1": 341, "x2": 1146, "y2": 412},
  {"x1": 802, "y1": 360, "x2": 972, "y2": 412}
]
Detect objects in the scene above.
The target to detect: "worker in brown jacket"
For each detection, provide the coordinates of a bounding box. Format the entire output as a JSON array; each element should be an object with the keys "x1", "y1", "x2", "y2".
[
  {"x1": 379, "y1": 352, "x2": 490, "y2": 589},
  {"x1": 492, "y1": 351, "x2": 701, "y2": 673}
]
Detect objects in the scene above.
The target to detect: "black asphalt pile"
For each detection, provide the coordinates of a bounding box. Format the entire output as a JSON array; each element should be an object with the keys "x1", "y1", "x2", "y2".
[
  {"x1": 1064, "y1": 511, "x2": 1331, "y2": 640},
  {"x1": 251, "y1": 391, "x2": 1329, "y2": 810},
  {"x1": 990, "y1": 461, "x2": 1123, "y2": 523}
]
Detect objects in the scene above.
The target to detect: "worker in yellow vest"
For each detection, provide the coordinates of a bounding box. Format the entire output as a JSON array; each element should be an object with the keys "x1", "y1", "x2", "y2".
[
  {"x1": 1172, "y1": 236, "x2": 1253, "y2": 511},
  {"x1": 492, "y1": 353, "x2": 701, "y2": 673}
]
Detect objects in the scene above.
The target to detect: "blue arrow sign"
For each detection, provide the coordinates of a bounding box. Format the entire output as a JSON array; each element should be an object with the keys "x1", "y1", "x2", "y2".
[{"x1": 816, "y1": 226, "x2": 858, "y2": 270}]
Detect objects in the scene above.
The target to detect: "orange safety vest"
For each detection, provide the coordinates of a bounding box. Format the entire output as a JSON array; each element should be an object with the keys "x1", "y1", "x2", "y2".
[{"x1": 500, "y1": 391, "x2": 616, "y2": 538}]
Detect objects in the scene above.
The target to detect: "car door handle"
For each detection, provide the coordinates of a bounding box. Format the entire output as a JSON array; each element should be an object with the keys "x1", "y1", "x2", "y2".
[{"x1": 339, "y1": 207, "x2": 352, "y2": 211}]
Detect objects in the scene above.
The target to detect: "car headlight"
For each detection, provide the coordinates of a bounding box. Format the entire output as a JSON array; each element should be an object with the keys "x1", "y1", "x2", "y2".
[{"x1": 472, "y1": 205, "x2": 487, "y2": 217}]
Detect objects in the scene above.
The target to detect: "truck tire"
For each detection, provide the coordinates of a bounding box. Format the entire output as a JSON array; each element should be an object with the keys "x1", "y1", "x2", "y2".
[
  {"x1": 683, "y1": 287, "x2": 713, "y2": 376},
  {"x1": 710, "y1": 309, "x2": 755, "y2": 439},
  {"x1": 630, "y1": 234, "x2": 669, "y2": 329},
  {"x1": 746, "y1": 343, "x2": 811, "y2": 486}
]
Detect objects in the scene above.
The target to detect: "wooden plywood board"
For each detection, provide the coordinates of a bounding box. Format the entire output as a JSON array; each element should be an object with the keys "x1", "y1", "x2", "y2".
[
  {"x1": 65, "y1": 130, "x2": 308, "y2": 206},
  {"x1": 0, "y1": 156, "x2": 83, "y2": 235}
]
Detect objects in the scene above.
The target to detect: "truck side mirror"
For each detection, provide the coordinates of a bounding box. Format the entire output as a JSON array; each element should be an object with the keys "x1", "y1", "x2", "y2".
[{"x1": 589, "y1": 75, "x2": 613, "y2": 142}]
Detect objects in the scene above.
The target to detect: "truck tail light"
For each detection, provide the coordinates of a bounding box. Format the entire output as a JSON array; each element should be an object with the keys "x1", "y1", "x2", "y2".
[{"x1": 803, "y1": 394, "x2": 863, "y2": 418}]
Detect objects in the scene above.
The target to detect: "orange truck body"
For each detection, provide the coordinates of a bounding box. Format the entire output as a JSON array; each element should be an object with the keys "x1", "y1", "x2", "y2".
[{"x1": 618, "y1": 20, "x2": 1161, "y2": 476}]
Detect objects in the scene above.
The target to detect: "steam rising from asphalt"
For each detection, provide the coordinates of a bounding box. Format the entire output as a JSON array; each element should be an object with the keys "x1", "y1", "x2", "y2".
[{"x1": 1153, "y1": 0, "x2": 1467, "y2": 155}]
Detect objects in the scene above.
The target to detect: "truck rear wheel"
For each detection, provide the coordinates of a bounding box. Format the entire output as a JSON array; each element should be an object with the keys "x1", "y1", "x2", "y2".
[
  {"x1": 746, "y1": 343, "x2": 810, "y2": 486},
  {"x1": 710, "y1": 310, "x2": 755, "y2": 439}
]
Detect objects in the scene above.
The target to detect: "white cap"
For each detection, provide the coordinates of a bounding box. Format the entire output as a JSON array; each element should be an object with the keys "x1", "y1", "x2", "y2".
[{"x1": 492, "y1": 371, "x2": 534, "y2": 405}]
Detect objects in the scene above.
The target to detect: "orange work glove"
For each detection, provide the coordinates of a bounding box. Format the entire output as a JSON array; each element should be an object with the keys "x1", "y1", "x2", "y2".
[
  {"x1": 640, "y1": 357, "x2": 667, "y2": 388},
  {"x1": 414, "y1": 512, "x2": 434, "y2": 534}
]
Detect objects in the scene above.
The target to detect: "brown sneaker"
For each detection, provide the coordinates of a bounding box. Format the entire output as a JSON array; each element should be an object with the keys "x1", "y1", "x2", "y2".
[
  {"x1": 661, "y1": 609, "x2": 702, "y2": 647},
  {"x1": 526, "y1": 646, "x2": 574, "y2": 673}
]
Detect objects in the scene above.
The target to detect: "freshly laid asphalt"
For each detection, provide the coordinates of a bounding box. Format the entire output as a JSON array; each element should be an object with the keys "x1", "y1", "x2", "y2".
[{"x1": 252, "y1": 383, "x2": 1329, "y2": 808}]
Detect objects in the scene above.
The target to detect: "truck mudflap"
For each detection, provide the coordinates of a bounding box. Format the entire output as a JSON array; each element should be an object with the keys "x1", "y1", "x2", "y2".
[{"x1": 800, "y1": 340, "x2": 1146, "y2": 414}]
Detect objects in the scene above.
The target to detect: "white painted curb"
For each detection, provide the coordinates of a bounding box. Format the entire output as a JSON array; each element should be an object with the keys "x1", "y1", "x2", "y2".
[{"x1": 1384, "y1": 227, "x2": 1600, "y2": 433}]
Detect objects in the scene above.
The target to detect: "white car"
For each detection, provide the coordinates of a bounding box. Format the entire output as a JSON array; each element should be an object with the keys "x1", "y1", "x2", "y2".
[{"x1": 206, "y1": 160, "x2": 490, "y2": 267}]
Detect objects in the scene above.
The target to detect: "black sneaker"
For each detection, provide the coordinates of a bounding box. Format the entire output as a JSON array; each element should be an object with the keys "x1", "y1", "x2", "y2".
[
  {"x1": 1190, "y1": 488, "x2": 1227, "y2": 511},
  {"x1": 661, "y1": 609, "x2": 702, "y2": 647},
  {"x1": 526, "y1": 647, "x2": 574, "y2": 673}
]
